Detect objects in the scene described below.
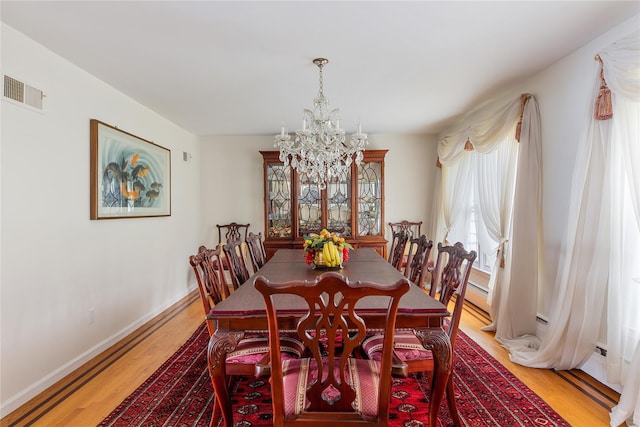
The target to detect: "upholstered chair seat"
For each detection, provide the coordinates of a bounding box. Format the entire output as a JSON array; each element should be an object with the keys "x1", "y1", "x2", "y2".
[
  {"x1": 362, "y1": 331, "x2": 431, "y2": 371},
  {"x1": 281, "y1": 357, "x2": 381, "y2": 420},
  {"x1": 226, "y1": 332, "x2": 305, "y2": 366}
]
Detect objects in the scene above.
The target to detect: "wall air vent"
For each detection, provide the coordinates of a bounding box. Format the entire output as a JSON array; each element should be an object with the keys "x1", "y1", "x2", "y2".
[{"x1": 3, "y1": 75, "x2": 44, "y2": 110}]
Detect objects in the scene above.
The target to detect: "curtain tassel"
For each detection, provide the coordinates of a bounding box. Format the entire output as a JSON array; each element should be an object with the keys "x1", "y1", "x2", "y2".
[
  {"x1": 594, "y1": 55, "x2": 613, "y2": 120},
  {"x1": 498, "y1": 240, "x2": 507, "y2": 268},
  {"x1": 496, "y1": 247, "x2": 505, "y2": 268},
  {"x1": 515, "y1": 93, "x2": 531, "y2": 142},
  {"x1": 464, "y1": 138, "x2": 474, "y2": 151},
  {"x1": 436, "y1": 157, "x2": 442, "y2": 168}
]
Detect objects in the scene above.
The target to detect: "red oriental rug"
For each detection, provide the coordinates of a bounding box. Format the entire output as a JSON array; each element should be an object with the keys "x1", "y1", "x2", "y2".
[{"x1": 99, "y1": 324, "x2": 570, "y2": 427}]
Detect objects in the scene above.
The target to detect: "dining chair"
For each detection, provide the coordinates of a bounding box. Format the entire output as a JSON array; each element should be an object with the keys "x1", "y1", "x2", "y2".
[
  {"x1": 255, "y1": 271, "x2": 410, "y2": 426},
  {"x1": 221, "y1": 239, "x2": 251, "y2": 290},
  {"x1": 245, "y1": 231, "x2": 267, "y2": 273},
  {"x1": 362, "y1": 241, "x2": 476, "y2": 427},
  {"x1": 404, "y1": 234, "x2": 434, "y2": 288},
  {"x1": 388, "y1": 220, "x2": 422, "y2": 239},
  {"x1": 389, "y1": 221, "x2": 422, "y2": 270},
  {"x1": 216, "y1": 222, "x2": 250, "y2": 245},
  {"x1": 214, "y1": 222, "x2": 251, "y2": 274},
  {"x1": 189, "y1": 245, "x2": 230, "y2": 335},
  {"x1": 190, "y1": 245, "x2": 305, "y2": 427},
  {"x1": 388, "y1": 229, "x2": 410, "y2": 270},
  {"x1": 189, "y1": 245, "x2": 275, "y2": 378}
]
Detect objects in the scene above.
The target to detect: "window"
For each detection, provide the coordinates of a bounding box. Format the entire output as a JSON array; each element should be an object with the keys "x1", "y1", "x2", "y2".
[{"x1": 466, "y1": 192, "x2": 497, "y2": 275}]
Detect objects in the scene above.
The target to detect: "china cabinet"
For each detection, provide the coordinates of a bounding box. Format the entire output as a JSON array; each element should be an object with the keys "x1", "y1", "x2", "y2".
[{"x1": 260, "y1": 150, "x2": 388, "y2": 259}]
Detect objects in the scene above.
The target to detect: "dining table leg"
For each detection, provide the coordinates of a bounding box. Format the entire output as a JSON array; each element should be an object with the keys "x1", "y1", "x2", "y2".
[
  {"x1": 414, "y1": 327, "x2": 453, "y2": 427},
  {"x1": 207, "y1": 330, "x2": 244, "y2": 427}
]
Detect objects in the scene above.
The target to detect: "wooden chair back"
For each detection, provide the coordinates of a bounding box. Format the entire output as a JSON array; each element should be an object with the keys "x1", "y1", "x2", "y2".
[
  {"x1": 222, "y1": 240, "x2": 251, "y2": 289},
  {"x1": 188, "y1": 245, "x2": 229, "y2": 336},
  {"x1": 404, "y1": 235, "x2": 434, "y2": 287},
  {"x1": 430, "y1": 242, "x2": 477, "y2": 342},
  {"x1": 246, "y1": 231, "x2": 267, "y2": 273},
  {"x1": 255, "y1": 272, "x2": 410, "y2": 426},
  {"x1": 389, "y1": 220, "x2": 422, "y2": 238},
  {"x1": 388, "y1": 230, "x2": 409, "y2": 270},
  {"x1": 216, "y1": 222, "x2": 250, "y2": 244}
]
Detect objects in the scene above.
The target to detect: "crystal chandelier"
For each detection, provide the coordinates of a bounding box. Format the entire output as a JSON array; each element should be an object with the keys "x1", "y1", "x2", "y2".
[{"x1": 274, "y1": 58, "x2": 368, "y2": 190}]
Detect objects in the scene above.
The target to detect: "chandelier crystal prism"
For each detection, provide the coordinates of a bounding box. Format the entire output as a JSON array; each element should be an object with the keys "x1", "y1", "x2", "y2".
[{"x1": 274, "y1": 58, "x2": 368, "y2": 190}]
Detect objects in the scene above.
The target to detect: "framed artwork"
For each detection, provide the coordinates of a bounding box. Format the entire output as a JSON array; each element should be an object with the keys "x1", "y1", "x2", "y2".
[{"x1": 90, "y1": 119, "x2": 171, "y2": 219}]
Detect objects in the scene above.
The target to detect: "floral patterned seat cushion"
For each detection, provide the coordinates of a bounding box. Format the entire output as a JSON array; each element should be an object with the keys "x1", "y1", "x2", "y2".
[
  {"x1": 362, "y1": 331, "x2": 432, "y2": 363},
  {"x1": 226, "y1": 332, "x2": 305, "y2": 364},
  {"x1": 280, "y1": 357, "x2": 381, "y2": 420}
]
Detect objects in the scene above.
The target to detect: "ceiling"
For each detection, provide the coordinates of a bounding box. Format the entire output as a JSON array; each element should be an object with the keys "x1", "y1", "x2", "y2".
[{"x1": 1, "y1": 1, "x2": 638, "y2": 136}]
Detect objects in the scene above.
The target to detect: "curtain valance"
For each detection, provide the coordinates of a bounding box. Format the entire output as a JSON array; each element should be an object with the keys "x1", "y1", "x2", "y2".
[{"x1": 437, "y1": 95, "x2": 529, "y2": 165}]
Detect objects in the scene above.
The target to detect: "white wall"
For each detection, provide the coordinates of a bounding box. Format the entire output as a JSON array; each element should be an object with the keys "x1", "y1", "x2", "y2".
[
  {"x1": 198, "y1": 133, "x2": 438, "y2": 251},
  {"x1": 376, "y1": 134, "x2": 438, "y2": 240},
  {"x1": 0, "y1": 24, "x2": 202, "y2": 414}
]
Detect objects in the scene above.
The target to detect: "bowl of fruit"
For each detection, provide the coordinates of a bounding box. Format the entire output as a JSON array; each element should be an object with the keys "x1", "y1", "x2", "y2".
[{"x1": 303, "y1": 229, "x2": 353, "y2": 270}]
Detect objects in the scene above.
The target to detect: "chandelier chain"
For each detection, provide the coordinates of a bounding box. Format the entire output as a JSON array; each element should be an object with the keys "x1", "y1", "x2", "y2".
[{"x1": 317, "y1": 63, "x2": 324, "y2": 100}]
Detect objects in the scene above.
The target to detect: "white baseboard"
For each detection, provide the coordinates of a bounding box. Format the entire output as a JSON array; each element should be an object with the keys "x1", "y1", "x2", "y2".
[{"x1": 581, "y1": 352, "x2": 623, "y2": 394}]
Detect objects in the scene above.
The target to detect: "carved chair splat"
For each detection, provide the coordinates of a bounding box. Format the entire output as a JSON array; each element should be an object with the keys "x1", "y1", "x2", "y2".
[
  {"x1": 246, "y1": 231, "x2": 267, "y2": 273},
  {"x1": 221, "y1": 240, "x2": 251, "y2": 290},
  {"x1": 388, "y1": 230, "x2": 410, "y2": 270}
]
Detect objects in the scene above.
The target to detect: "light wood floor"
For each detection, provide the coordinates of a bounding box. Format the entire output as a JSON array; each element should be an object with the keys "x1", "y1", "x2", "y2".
[{"x1": 1, "y1": 290, "x2": 619, "y2": 427}]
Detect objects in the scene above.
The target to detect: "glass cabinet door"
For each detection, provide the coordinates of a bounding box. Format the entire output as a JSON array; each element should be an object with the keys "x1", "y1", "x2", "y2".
[
  {"x1": 297, "y1": 175, "x2": 321, "y2": 237},
  {"x1": 357, "y1": 161, "x2": 383, "y2": 236},
  {"x1": 263, "y1": 150, "x2": 386, "y2": 258},
  {"x1": 326, "y1": 168, "x2": 352, "y2": 236},
  {"x1": 266, "y1": 163, "x2": 292, "y2": 238}
]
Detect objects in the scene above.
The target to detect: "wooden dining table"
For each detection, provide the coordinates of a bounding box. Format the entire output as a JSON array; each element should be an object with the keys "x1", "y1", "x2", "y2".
[{"x1": 206, "y1": 248, "x2": 453, "y2": 427}]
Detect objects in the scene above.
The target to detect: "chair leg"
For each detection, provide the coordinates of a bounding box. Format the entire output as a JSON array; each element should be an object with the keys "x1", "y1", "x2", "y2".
[
  {"x1": 209, "y1": 396, "x2": 221, "y2": 427},
  {"x1": 446, "y1": 374, "x2": 462, "y2": 427},
  {"x1": 211, "y1": 371, "x2": 233, "y2": 427}
]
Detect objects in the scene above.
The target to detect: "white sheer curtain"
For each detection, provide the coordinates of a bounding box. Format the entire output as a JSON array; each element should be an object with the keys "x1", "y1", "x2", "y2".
[
  {"x1": 604, "y1": 31, "x2": 640, "y2": 427},
  {"x1": 475, "y1": 135, "x2": 518, "y2": 336},
  {"x1": 506, "y1": 31, "x2": 639, "y2": 427},
  {"x1": 440, "y1": 151, "x2": 474, "y2": 245},
  {"x1": 436, "y1": 95, "x2": 542, "y2": 341}
]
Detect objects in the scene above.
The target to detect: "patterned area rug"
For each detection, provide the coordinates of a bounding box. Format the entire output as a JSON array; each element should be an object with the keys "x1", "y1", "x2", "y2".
[{"x1": 99, "y1": 324, "x2": 570, "y2": 427}]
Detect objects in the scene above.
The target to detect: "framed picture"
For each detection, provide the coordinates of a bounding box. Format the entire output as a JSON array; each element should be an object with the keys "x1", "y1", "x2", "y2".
[{"x1": 90, "y1": 119, "x2": 171, "y2": 219}]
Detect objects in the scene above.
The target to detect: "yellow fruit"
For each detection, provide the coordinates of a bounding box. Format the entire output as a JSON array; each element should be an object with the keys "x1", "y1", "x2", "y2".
[
  {"x1": 326, "y1": 242, "x2": 337, "y2": 266},
  {"x1": 333, "y1": 243, "x2": 341, "y2": 265},
  {"x1": 323, "y1": 243, "x2": 332, "y2": 265}
]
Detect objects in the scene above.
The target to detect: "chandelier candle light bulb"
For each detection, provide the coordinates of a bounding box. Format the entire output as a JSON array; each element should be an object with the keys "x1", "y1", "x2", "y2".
[{"x1": 274, "y1": 58, "x2": 368, "y2": 190}]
